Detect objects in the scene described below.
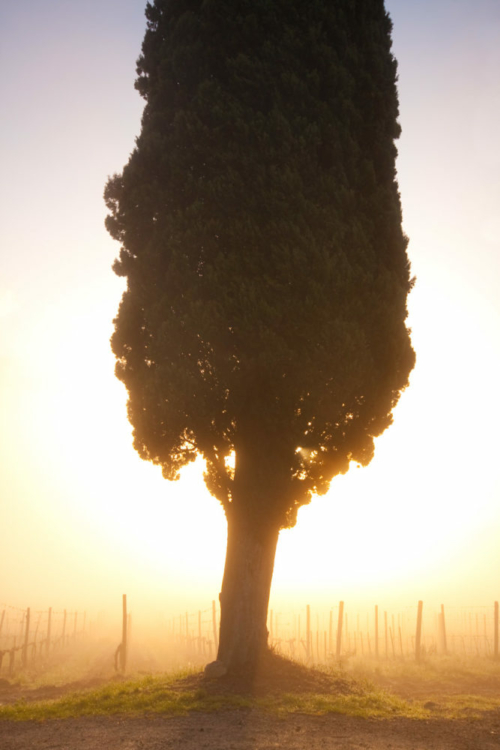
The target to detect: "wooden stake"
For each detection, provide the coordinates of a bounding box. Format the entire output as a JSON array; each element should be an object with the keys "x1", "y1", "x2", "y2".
[
  {"x1": 494, "y1": 601, "x2": 499, "y2": 660},
  {"x1": 316, "y1": 613, "x2": 320, "y2": 660},
  {"x1": 62, "y1": 609, "x2": 67, "y2": 647},
  {"x1": 0, "y1": 609, "x2": 5, "y2": 637},
  {"x1": 384, "y1": 611, "x2": 388, "y2": 658},
  {"x1": 415, "y1": 601, "x2": 423, "y2": 662},
  {"x1": 9, "y1": 647, "x2": 15, "y2": 676},
  {"x1": 374, "y1": 605, "x2": 379, "y2": 659},
  {"x1": 441, "y1": 604, "x2": 447, "y2": 654},
  {"x1": 306, "y1": 604, "x2": 311, "y2": 661},
  {"x1": 33, "y1": 612, "x2": 41, "y2": 657},
  {"x1": 390, "y1": 627, "x2": 395, "y2": 658},
  {"x1": 336, "y1": 601, "x2": 344, "y2": 659},
  {"x1": 121, "y1": 594, "x2": 128, "y2": 672},
  {"x1": 22, "y1": 608, "x2": 30, "y2": 669},
  {"x1": 212, "y1": 600, "x2": 218, "y2": 652},
  {"x1": 46, "y1": 607, "x2": 52, "y2": 656}
]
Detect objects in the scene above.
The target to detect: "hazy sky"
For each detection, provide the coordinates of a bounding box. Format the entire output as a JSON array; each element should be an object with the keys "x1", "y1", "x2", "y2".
[{"x1": 1, "y1": 0, "x2": 499, "y2": 618}]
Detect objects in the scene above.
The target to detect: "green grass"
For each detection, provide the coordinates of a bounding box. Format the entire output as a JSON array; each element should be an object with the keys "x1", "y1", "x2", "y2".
[
  {"x1": 0, "y1": 674, "x2": 251, "y2": 721},
  {"x1": 2, "y1": 669, "x2": 499, "y2": 723},
  {"x1": 260, "y1": 688, "x2": 428, "y2": 719},
  {"x1": 2, "y1": 654, "x2": 500, "y2": 723}
]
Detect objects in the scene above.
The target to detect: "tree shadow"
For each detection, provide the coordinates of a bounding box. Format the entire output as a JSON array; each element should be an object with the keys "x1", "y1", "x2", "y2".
[{"x1": 173, "y1": 651, "x2": 358, "y2": 697}]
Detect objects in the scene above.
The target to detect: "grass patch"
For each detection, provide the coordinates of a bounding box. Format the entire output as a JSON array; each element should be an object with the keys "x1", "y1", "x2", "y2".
[
  {"x1": 3, "y1": 669, "x2": 498, "y2": 723},
  {"x1": 0, "y1": 674, "x2": 252, "y2": 722},
  {"x1": 2, "y1": 656, "x2": 500, "y2": 723},
  {"x1": 261, "y1": 688, "x2": 428, "y2": 719}
]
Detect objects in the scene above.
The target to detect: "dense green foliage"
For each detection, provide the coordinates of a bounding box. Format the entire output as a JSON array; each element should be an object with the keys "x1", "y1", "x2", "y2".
[{"x1": 105, "y1": 0, "x2": 415, "y2": 529}]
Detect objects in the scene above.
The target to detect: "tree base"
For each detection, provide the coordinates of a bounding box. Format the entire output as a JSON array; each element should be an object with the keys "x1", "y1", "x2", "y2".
[{"x1": 194, "y1": 651, "x2": 355, "y2": 696}]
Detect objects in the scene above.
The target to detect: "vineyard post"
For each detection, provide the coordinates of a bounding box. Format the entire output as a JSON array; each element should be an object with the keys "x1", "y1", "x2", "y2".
[
  {"x1": 0, "y1": 609, "x2": 5, "y2": 637},
  {"x1": 270, "y1": 609, "x2": 273, "y2": 645},
  {"x1": 22, "y1": 607, "x2": 30, "y2": 669},
  {"x1": 121, "y1": 594, "x2": 128, "y2": 672},
  {"x1": 441, "y1": 604, "x2": 447, "y2": 654},
  {"x1": 9, "y1": 646, "x2": 15, "y2": 676},
  {"x1": 306, "y1": 605, "x2": 311, "y2": 661},
  {"x1": 62, "y1": 609, "x2": 67, "y2": 647},
  {"x1": 384, "y1": 611, "x2": 388, "y2": 658},
  {"x1": 73, "y1": 612, "x2": 77, "y2": 641},
  {"x1": 328, "y1": 610, "x2": 333, "y2": 654},
  {"x1": 336, "y1": 601, "x2": 344, "y2": 659},
  {"x1": 198, "y1": 611, "x2": 202, "y2": 654},
  {"x1": 415, "y1": 601, "x2": 423, "y2": 662},
  {"x1": 212, "y1": 600, "x2": 218, "y2": 652},
  {"x1": 33, "y1": 612, "x2": 41, "y2": 659},
  {"x1": 46, "y1": 607, "x2": 52, "y2": 656},
  {"x1": 374, "y1": 605, "x2": 379, "y2": 659},
  {"x1": 495, "y1": 601, "x2": 499, "y2": 660}
]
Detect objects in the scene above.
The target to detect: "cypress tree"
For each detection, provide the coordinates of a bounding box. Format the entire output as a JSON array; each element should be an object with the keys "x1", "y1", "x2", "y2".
[{"x1": 105, "y1": 0, "x2": 415, "y2": 672}]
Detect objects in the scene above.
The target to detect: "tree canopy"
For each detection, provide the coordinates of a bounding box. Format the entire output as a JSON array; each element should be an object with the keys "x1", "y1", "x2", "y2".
[{"x1": 105, "y1": 0, "x2": 415, "y2": 533}]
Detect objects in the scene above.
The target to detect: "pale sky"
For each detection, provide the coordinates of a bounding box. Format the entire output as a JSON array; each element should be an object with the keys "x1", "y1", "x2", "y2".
[{"x1": 1, "y1": 0, "x2": 499, "y2": 619}]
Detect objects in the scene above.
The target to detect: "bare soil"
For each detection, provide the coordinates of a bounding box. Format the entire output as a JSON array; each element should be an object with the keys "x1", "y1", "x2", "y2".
[{"x1": 1, "y1": 709, "x2": 500, "y2": 750}]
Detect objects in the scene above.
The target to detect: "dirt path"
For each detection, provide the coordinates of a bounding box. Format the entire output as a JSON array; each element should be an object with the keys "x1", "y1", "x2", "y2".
[{"x1": 1, "y1": 709, "x2": 500, "y2": 750}]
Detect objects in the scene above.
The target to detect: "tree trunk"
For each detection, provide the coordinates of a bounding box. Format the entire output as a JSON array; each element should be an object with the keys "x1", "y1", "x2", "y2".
[{"x1": 216, "y1": 512, "x2": 279, "y2": 672}]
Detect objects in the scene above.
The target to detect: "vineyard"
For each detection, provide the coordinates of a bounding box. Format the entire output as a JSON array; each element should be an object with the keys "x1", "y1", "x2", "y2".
[
  {"x1": 0, "y1": 605, "x2": 87, "y2": 677},
  {"x1": 1, "y1": 597, "x2": 498, "y2": 680},
  {"x1": 165, "y1": 599, "x2": 500, "y2": 666}
]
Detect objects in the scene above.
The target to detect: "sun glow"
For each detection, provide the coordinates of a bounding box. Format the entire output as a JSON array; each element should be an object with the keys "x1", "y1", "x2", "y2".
[
  {"x1": 2, "y1": 246, "x2": 499, "y2": 614},
  {"x1": 1, "y1": 0, "x2": 499, "y2": 618}
]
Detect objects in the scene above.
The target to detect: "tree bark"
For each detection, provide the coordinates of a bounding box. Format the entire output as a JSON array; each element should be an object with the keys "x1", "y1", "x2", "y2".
[{"x1": 216, "y1": 512, "x2": 279, "y2": 672}]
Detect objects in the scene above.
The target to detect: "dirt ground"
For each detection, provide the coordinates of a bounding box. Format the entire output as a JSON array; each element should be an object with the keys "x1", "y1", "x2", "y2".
[{"x1": 1, "y1": 708, "x2": 500, "y2": 750}]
